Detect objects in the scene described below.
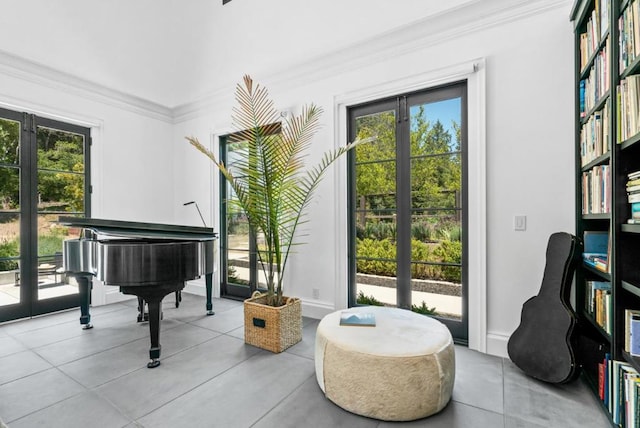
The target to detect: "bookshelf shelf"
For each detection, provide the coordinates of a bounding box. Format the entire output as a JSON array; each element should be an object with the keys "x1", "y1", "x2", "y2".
[
  {"x1": 582, "y1": 213, "x2": 611, "y2": 220},
  {"x1": 573, "y1": 0, "x2": 640, "y2": 424},
  {"x1": 622, "y1": 280, "x2": 640, "y2": 298},
  {"x1": 584, "y1": 311, "x2": 613, "y2": 342},
  {"x1": 620, "y1": 132, "x2": 640, "y2": 150},
  {"x1": 583, "y1": 262, "x2": 612, "y2": 281},
  {"x1": 583, "y1": 213, "x2": 611, "y2": 221},
  {"x1": 582, "y1": 153, "x2": 611, "y2": 171},
  {"x1": 620, "y1": 52, "x2": 640, "y2": 79},
  {"x1": 621, "y1": 224, "x2": 640, "y2": 233},
  {"x1": 581, "y1": 31, "x2": 611, "y2": 78},
  {"x1": 580, "y1": 91, "x2": 610, "y2": 125}
]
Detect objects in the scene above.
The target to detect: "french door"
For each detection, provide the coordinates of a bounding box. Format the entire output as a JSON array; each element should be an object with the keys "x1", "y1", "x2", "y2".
[
  {"x1": 218, "y1": 132, "x2": 273, "y2": 300},
  {"x1": 0, "y1": 107, "x2": 90, "y2": 322},
  {"x1": 347, "y1": 81, "x2": 468, "y2": 341}
]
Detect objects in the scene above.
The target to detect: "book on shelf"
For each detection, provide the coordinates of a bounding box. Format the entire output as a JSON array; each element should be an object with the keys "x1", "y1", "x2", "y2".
[
  {"x1": 625, "y1": 309, "x2": 640, "y2": 354},
  {"x1": 583, "y1": 253, "x2": 609, "y2": 272},
  {"x1": 629, "y1": 170, "x2": 640, "y2": 181},
  {"x1": 599, "y1": 359, "x2": 606, "y2": 400},
  {"x1": 612, "y1": 361, "x2": 640, "y2": 425},
  {"x1": 628, "y1": 379, "x2": 640, "y2": 428},
  {"x1": 582, "y1": 165, "x2": 611, "y2": 214},
  {"x1": 582, "y1": 38, "x2": 609, "y2": 118},
  {"x1": 628, "y1": 176, "x2": 640, "y2": 187},
  {"x1": 339, "y1": 312, "x2": 376, "y2": 327},
  {"x1": 605, "y1": 353, "x2": 611, "y2": 408},
  {"x1": 581, "y1": 103, "x2": 610, "y2": 166},
  {"x1": 631, "y1": 202, "x2": 640, "y2": 219},
  {"x1": 631, "y1": 313, "x2": 640, "y2": 357},
  {"x1": 584, "y1": 230, "x2": 610, "y2": 253},
  {"x1": 587, "y1": 281, "x2": 612, "y2": 333},
  {"x1": 627, "y1": 218, "x2": 640, "y2": 224},
  {"x1": 617, "y1": 74, "x2": 640, "y2": 141},
  {"x1": 630, "y1": 192, "x2": 640, "y2": 203}
]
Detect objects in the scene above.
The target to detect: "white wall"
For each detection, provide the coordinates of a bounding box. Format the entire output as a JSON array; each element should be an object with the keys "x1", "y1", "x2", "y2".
[{"x1": 173, "y1": 0, "x2": 576, "y2": 357}]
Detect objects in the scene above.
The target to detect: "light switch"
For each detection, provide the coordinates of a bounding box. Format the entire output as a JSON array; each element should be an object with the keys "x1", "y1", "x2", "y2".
[{"x1": 514, "y1": 215, "x2": 526, "y2": 231}]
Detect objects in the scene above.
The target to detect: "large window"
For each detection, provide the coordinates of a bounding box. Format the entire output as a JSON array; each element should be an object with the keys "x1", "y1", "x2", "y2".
[{"x1": 348, "y1": 82, "x2": 468, "y2": 341}]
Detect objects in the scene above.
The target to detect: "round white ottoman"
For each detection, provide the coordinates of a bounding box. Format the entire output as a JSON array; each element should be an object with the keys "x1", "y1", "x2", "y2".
[{"x1": 315, "y1": 306, "x2": 455, "y2": 421}]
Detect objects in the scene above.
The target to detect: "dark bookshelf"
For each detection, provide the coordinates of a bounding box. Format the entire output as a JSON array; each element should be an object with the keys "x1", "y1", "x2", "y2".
[{"x1": 572, "y1": 0, "x2": 640, "y2": 425}]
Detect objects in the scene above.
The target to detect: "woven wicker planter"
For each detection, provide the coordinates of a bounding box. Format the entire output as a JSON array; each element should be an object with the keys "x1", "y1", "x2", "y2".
[{"x1": 244, "y1": 291, "x2": 302, "y2": 353}]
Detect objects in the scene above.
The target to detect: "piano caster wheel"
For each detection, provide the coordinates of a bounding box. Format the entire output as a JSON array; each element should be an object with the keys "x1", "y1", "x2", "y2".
[
  {"x1": 82, "y1": 324, "x2": 93, "y2": 330},
  {"x1": 207, "y1": 310, "x2": 215, "y2": 316},
  {"x1": 147, "y1": 359, "x2": 160, "y2": 368}
]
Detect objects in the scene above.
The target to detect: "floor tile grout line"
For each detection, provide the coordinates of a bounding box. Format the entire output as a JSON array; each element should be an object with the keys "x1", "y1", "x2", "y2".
[
  {"x1": 128, "y1": 348, "x2": 267, "y2": 423},
  {"x1": 248, "y1": 372, "x2": 317, "y2": 427},
  {"x1": 0, "y1": 363, "x2": 51, "y2": 388},
  {"x1": 78, "y1": 333, "x2": 228, "y2": 389},
  {"x1": 3, "y1": 366, "x2": 91, "y2": 424},
  {"x1": 0, "y1": 304, "x2": 134, "y2": 337}
]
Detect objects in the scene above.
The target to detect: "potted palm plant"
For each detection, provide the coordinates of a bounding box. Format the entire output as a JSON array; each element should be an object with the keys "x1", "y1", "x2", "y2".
[{"x1": 187, "y1": 75, "x2": 369, "y2": 352}]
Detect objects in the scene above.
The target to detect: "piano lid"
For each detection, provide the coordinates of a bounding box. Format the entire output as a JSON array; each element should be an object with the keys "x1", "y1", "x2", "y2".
[{"x1": 57, "y1": 216, "x2": 217, "y2": 241}]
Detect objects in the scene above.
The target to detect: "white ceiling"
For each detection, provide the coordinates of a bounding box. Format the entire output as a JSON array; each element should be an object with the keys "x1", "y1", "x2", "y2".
[{"x1": 0, "y1": 0, "x2": 475, "y2": 108}]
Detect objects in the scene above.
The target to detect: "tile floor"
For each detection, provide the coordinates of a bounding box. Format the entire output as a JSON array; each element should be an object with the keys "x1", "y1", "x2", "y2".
[{"x1": 0, "y1": 293, "x2": 611, "y2": 428}]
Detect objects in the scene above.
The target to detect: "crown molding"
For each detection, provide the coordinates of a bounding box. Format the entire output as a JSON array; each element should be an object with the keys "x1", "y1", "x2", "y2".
[
  {"x1": 0, "y1": 49, "x2": 173, "y2": 123},
  {"x1": 173, "y1": 0, "x2": 571, "y2": 122}
]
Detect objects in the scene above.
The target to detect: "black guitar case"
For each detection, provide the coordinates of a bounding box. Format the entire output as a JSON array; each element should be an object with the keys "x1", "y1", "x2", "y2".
[{"x1": 507, "y1": 232, "x2": 580, "y2": 384}]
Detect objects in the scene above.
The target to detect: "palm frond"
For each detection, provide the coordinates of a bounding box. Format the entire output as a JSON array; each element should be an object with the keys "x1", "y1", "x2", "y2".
[{"x1": 186, "y1": 75, "x2": 374, "y2": 306}]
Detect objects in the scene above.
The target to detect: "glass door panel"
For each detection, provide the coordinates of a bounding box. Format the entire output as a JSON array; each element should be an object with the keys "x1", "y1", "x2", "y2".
[
  {"x1": 34, "y1": 125, "x2": 86, "y2": 302},
  {"x1": 408, "y1": 94, "x2": 464, "y2": 331},
  {"x1": 226, "y1": 203, "x2": 251, "y2": 288},
  {"x1": 352, "y1": 107, "x2": 398, "y2": 306},
  {"x1": 0, "y1": 116, "x2": 22, "y2": 310}
]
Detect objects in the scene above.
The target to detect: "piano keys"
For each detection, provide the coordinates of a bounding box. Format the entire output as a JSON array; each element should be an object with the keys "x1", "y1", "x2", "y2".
[{"x1": 57, "y1": 216, "x2": 217, "y2": 368}]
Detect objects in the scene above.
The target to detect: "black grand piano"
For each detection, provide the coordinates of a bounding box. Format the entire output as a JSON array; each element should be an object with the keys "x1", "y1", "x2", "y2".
[{"x1": 57, "y1": 216, "x2": 217, "y2": 368}]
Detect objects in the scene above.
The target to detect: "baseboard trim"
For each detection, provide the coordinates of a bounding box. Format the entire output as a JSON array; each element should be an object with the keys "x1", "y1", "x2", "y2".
[
  {"x1": 486, "y1": 332, "x2": 510, "y2": 358},
  {"x1": 301, "y1": 299, "x2": 336, "y2": 320}
]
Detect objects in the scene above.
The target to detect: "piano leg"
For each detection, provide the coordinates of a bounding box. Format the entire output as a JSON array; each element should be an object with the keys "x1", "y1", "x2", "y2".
[
  {"x1": 77, "y1": 275, "x2": 93, "y2": 330},
  {"x1": 146, "y1": 295, "x2": 163, "y2": 368},
  {"x1": 206, "y1": 272, "x2": 214, "y2": 316},
  {"x1": 121, "y1": 282, "x2": 185, "y2": 368}
]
